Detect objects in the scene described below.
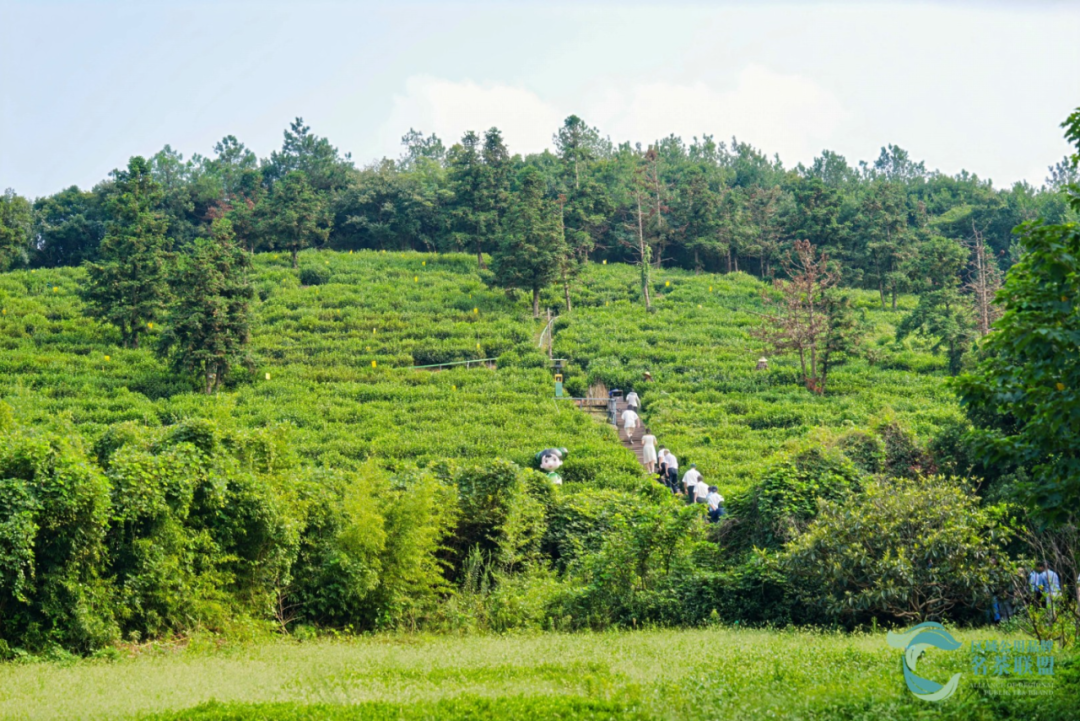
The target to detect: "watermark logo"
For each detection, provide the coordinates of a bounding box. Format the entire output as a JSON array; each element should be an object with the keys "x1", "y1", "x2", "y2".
[{"x1": 886, "y1": 622, "x2": 962, "y2": 702}]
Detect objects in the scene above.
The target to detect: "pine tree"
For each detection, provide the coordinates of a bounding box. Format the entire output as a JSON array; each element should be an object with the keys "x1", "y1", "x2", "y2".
[
  {"x1": 82, "y1": 156, "x2": 171, "y2": 349},
  {"x1": 896, "y1": 236, "x2": 976, "y2": 376},
  {"x1": 158, "y1": 218, "x2": 253, "y2": 394},
  {"x1": 447, "y1": 131, "x2": 487, "y2": 268},
  {"x1": 259, "y1": 171, "x2": 330, "y2": 268},
  {"x1": 491, "y1": 167, "x2": 562, "y2": 318}
]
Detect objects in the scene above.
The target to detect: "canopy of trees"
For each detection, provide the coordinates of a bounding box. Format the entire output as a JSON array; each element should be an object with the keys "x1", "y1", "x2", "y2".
[{"x1": 3, "y1": 116, "x2": 1074, "y2": 308}]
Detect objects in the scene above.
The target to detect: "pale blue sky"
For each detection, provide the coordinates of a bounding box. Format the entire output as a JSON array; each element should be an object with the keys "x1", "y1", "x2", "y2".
[{"x1": 2, "y1": 1, "x2": 1078, "y2": 198}]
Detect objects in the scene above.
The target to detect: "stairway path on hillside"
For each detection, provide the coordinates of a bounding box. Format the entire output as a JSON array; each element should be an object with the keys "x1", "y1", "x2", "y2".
[{"x1": 587, "y1": 398, "x2": 649, "y2": 469}]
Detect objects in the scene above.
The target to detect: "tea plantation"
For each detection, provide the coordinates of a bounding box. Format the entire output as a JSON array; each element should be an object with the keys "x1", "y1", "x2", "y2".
[
  {"x1": 552, "y1": 262, "x2": 964, "y2": 493},
  {"x1": 0, "y1": 251, "x2": 642, "y2": 486},
  {"x1": 0, "y1": 249, "x2": 956, "y2": 495},
  {"x1": 5, "y1": 250, "x2": 1074, "y2": 719}
]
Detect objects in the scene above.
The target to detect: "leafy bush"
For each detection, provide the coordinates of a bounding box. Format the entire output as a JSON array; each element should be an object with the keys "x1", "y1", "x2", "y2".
[
  {"x1": 735, "y1": 442, "x2": 864, "y2": 550},
  {"x1": 298, "y1": 265, "x2": 330, "y2": 286},
  {"x1": 0, "y1": 427, "x2": 115, "y2": 652},
  {"x1": 782, "y1": 475, "x2": 1013, "y2": 624}
]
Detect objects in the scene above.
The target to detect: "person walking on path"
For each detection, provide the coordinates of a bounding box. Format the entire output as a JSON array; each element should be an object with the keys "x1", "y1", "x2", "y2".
[
  {"x1": 707, "y1": 486, "x2": 725, "y2": 522},
  {"x1": 626, "y1": 390, "x2": 640, "y2": 412},
  {"x1": 620, "y1": 407, "x2": 641, "y2": 441},
  {"x1": 682, "y1": 464, "x2": 702, "y2": 498},
  {"x1": 693, "y1": 476, "x2": 710, "y2": 504},
  {"x1": 657, "y1": 457, "x2": 672, "y2": 493},
  {"x1": 661, "y1": 449, "x2": 679, "y2": 491},
  {"x1": 641, "y1": 429, "x2": 658, "y2": 473}
]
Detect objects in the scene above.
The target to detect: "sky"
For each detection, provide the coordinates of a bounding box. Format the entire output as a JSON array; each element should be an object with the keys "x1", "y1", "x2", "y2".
[{"x1": 1, "y1": 1, "x2": 1078, "y2": 199}]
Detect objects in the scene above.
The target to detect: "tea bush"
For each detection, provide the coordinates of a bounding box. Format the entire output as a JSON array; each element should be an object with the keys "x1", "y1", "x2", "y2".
[{"x1": 0, "y1": 250, "x2": 989, "y2": 649}]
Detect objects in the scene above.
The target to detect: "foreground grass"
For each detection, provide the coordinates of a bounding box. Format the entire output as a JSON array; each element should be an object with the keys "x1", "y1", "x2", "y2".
[{"x1": 1, "y1": 628, "x2": 1072, "y2": 720}]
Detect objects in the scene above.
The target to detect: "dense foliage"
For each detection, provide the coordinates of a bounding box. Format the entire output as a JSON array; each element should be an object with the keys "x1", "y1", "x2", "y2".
[
  {"x1": 783, "y1": 475, "x2": 1012, "y2": 622},
  {"x1": 956, "y1": 111, "x2": 1080, "y2": 521},
  {"x1": 2, "y1": 247, "x2": 1018, "y2": 654},
  {"x1": 4, "y1": 115, "x2": 1076, "y2": 310}
]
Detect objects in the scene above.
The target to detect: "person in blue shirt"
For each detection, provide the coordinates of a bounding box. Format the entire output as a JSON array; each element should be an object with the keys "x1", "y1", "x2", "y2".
[{"x1": 1030, "y1": 562, "x2": 1061, "y2": 610}]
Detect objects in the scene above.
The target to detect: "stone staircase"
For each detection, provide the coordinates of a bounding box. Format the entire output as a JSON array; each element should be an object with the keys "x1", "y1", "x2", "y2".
[{"x1": 592, "y1": 397, "x2": 648, "y2": 469}]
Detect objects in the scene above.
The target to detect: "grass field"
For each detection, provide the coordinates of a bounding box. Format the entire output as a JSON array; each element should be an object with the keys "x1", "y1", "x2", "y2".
[{"x1": 1, "y1": 627, "x2": 1070, "y2": 720}]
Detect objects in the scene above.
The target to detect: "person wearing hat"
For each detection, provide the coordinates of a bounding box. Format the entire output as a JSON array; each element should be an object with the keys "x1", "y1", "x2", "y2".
[{"x1": 682, "y1": 463, "x2": 702, "y2": 499}]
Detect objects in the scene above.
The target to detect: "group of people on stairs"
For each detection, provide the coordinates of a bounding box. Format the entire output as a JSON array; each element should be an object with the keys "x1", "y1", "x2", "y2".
[{"x1": 619, "y1": 390, "x2": 725, "y2": 523}]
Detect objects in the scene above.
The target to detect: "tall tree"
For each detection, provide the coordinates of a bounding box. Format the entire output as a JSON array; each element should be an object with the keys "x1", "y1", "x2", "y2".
[
  {"x1": 258, "y1": 171, "x2": 330, "y2": 268},
  {"x1": 0, "y1": 189, "x2": 33, "y2": 271},
  {"x1": 954, "y1": 108, "x2": 1080, "y2": 521},
  {"x1": 966, "y1": 223, "x2": 1003, "y2": 336},
  {"x1": 31, "y1": 186, "x2": 105, "y2": 267},
  {"x1": 553, "y1": 115, "x2": 609, "y2": 191},
  {"x1": 490, "y1": 167, "x2": 562, "y2": 318},
  {"x1": 896, "y1": 236, "x2": 975, "y2": 376},
  {"x1": 399, "y1": 129, "x2": 446, "y2": 169},
  {"x1": 81, "y1": 157, "x2": 171, "y2": 348},
  {"x1": 746, "y1": 185, "x2": 784, "y2": 278},
  {"x1": 754, "y1": 240, "x2": 855, "y2": 394},
  {"x1": 857, "y1": 181, "x2": 913, "y2": 310},
  {"x1": 672, "y1": 166, "x2": 721, "y2": 273},
  {"x1": 262, "y1": 118, "x2": 352, "y2": 192},
  {"x1": 642, "y1": 146, "x2": 670, "y2": 267},
  {"x1": 446, "y1": 131, "x2": 487, "y2": 267},
  {"x1": 208, "y1": 135, "x2": 259, "y2": 201},
  {"x1": 480, "y1": 127, "x2": 513, "y2": 243},
  {"x1": 158, "y1": 218, "x2": 253, "y2": 394}
]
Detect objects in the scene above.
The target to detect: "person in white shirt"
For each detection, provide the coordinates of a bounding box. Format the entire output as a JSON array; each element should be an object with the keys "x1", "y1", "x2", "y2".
[
  {"x1": 663, "y1": 450, "x2": 679, "y2": 490},
  {"x1": 694, "y1": 478, "x2": 709, "y2": 504},
  {"x1": 682, "y1": 464, "x2": 702, "y2": 497},
  {"x1": 706, "y1": 487, "x2": 725, "y2": 522},
  {"x1": 625, "y1": 390, "x2": 640, "y2": 411},
  {"x1": 641, "y1": 430, "x2": 658, "y2": 473},
  {"x1": 620, "y1": 408, "x2": 640, "y2": 441}
]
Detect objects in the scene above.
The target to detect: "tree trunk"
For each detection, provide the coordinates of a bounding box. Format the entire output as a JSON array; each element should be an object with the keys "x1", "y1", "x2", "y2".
[
  {"x1": 891, "y1": 285, "x2": 898, "y2": 311},
  {"x1": 637, "y1": 195, "x2": 652, "y2": 311},
  {"x1": 808, "y1": 290, "x2": 819, "y2": 393},
  {"x1": 562, "y1": 268, "x2": 572, "y2": 312},
  {"x1": 476, "y1": 246, "x2": 486, "y2": 270},
  {"x1": 878, "y1": 280, "x2": 886, "y2": 310},
  {"x1": 291, "y1": 249, "x2": 298, "y2": 269},
  {"x1": 726, "y1": 247, "x2": 732, "y2": 274},
  {"x1": 532, "y1": 287, "x2": 540, "y2": 319}
]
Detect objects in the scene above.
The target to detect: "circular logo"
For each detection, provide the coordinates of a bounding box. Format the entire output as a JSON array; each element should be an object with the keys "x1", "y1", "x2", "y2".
[{"x1": 886, "y1": 622, "x2": 962, "y2": 702}]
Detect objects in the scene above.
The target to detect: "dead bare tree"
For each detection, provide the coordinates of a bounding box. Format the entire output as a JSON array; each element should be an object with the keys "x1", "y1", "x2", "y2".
[
  {"x1": 752, "y1": 240, "x2": 841, "y2": 394},
  {"x1": 619, "y1": 146, "x2": 669, "y2": 311},
  {"x1": 966, "y1": 221, "x2": 1003, "y2": 336}
]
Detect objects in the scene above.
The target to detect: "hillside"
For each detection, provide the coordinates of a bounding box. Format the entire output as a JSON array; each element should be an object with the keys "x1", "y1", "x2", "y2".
[{"x1": 0, "y1": 251, "x2": 958, "y2": 495}]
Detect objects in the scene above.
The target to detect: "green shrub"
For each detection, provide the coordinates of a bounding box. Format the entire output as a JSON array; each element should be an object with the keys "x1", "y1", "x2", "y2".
[
  {"x1": 736, "y1": 443, "x2": 864, "y2": 550},
  {"x1": 0, "y1": 427, "x2": 116, "y2": 652},
  {"x1": 298, "y1": 265, "x2": 330, "y2": 286},
  {"x1": 782, "y1": 475, "x2": 1013, "y2": 624}
]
